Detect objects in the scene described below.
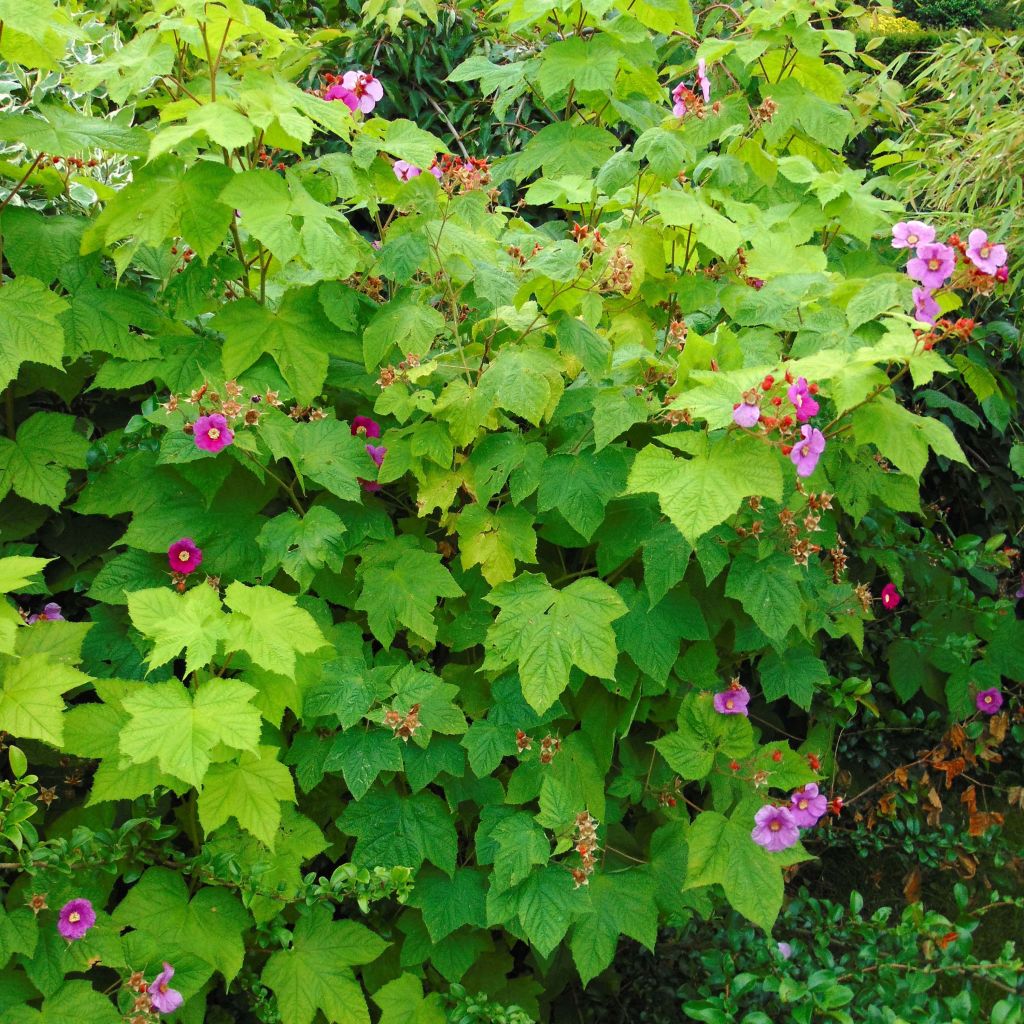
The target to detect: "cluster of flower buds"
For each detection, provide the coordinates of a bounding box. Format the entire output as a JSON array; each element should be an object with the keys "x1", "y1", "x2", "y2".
[
  {"x1": 734, "y1": 248, "x2": 765, "y2": 289},
  {"x1": 829, "y1": 535, "x2": 848, "y2": 584},
  {"x1": 751, "y1": 96, "x2": 778, "y2": 127},
  {"x1": 345, "y1": 271, "x2": 386, "y2": 302},
  {"x1": 600, "y1": 243, "x2": 634, "y2": 293},
  {"x1": 538, "y1": 734, "x2": 562, "y2": 765},
  {"x1": 570, "y1": 221, "x2": 607, "y2": 252},
  {"x1": 169, "y1": 242, "x2": 195, "y2": 274},
  {"x1": 374, "y1": 353, "x2": 421, "y2": 390},
  {"x1": 666, "y1": 318, "x2": 688, "y2": 351},
  {"x1": 656, "y1": 776, "x2": 682, "y2": 808},
  {"x1": 916, "y1": 316, "x2": 976, "y2": 352},
  {"x1": 384, "y1": 703, "x2": 422, "y2": 742},
  {"x1": 571, "y1": 811, "x2": 600, "y2": 888},
  {"x1": 256, "y1": 146, "x2": 289, "y2": 172},
  {"x1": 47, "y1": 153, "x2": 99, "y2": 170},
  {"x1": 434, "y1": 153, "x2": 491, "y2": 193},
  {"x1": 778, "y1": 489, "x2": 832, "y2": 567}
]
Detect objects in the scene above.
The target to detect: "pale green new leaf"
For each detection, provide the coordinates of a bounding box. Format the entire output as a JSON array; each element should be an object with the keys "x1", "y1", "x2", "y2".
[
  {"x1": 199, "y1": 745, "x2": 296, "y2": 847},
  {"x1": 119, "y1": 678, "x2": 261, "y2": 787},
  {"x1": 128, "y1": 585, "x2": 228, "y2": 674},
  {"x1": 0, "y1": 278, "x2": 67, "y2": 392},
  {"x1": 224, "y1": 582, "x2": 326, "y2": 676},
  {"x1": 0, "y1": 653, "x2": 89, "y2": 746}
]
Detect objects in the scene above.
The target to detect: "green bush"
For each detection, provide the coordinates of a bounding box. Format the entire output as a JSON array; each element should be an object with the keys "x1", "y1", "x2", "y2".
[
  {"x1": 0, "y1": 0, "x2": 1020, "y2": 1021},
  {"x1": 898, "y1": 0, "x2": 999, "y2": 28}
]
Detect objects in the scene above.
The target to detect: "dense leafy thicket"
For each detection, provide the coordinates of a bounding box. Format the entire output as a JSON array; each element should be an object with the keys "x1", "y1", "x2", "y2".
[{"x1": 0, "y1": 0, "x2": 1021, "y2": 1022}]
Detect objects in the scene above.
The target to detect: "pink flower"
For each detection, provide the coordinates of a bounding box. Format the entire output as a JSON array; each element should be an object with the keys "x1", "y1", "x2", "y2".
[
  {"x1": 777, "y1": 941, "x2": 793, "y2": 959},
  {"x1": 366, "y1": 444, "x2": 387, "y2": 468},
  {"x1": 428, "y1": 162, "x2": 443, "y2": 180},
  {"x1": 149, "y1": 962, "x2": 184, "y2": 1014},
  {"x1": 907, "y1": 242, "x2": 956, "y2": 289},
  {"x1": 751, "y1": 805, "x2": 799, "y2": 852},
  {"x1": 965, "y1": 229, "x2": 1007, "y2": 276},
  {"x1": 697, "y1": 57, "x2": 711, "y2": 103},
  {"x1": 786, "y1": 377, "x2": 819, "y2": 422},
  {"x1": 975, "y1": 688, "x2": 1003, "y2": 715},
  {"x1": 193, "y1": 413, "x2": 233, "y2": 454},
  {"x1": 359, "y1": 479, "x2": 381, "y2": 493},
  {"x1": 891, "y1": 220, "x2": 935, "y2": 250},
  {"x1": 732, "y1": 399, "x2": 760, "y2": 428},
  {"x1": 713, "y1": 685, "x2": 749, "y2": 716},
  {"x1": 393, "y1": 160, "x2": 421, "y2": 182},
  {"x1": 340, "y1": 70, "x2": 384, "y2": 114},
  {"x1": 671, "y1": 82, "x2": 688, "y2": 117},
  {"x1": 789, "y1": 783, "x2": 827, "y2": 827},
  {"x1": 57, "y1": 898, "x2": 95, "y2": 941},
  {"x1": 324, "y1": 83, "x2": 358, "y2": 110},
  {"x1": 27, "y1": 602, "x2": 63, "y2": 624},
  {"x1": 996, "y1": 266, "x2": 1009, "y2": 283},
  {"x1": 351, "y1": 416, "x2": 381, "y2": 438},
  {"x1": 168, "y1": 538, "x2": 202, "y2": 575},
  {"x1": 880, "y1": 583, "x2": 901, "y2": 610},
  {"x1": 912, "y1": 286, "x2": 939, "y2": 326},
  {"x1": 790, "y1": 425, "x2": 825, "y2": 478}
]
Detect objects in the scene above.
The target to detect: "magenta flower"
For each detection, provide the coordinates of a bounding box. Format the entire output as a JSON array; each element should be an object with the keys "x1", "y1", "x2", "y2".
[
  {"x1": 733, "y1": 393, "x2": 765, "y2": 425},
  {"x1": 696, "y1": 57, "x2": 711, "y2": 103},
  {"x1": 912, "y1": 286, "x2": 939, "y2": 326},
  {"x1": 996, "y1": 266, "x2": 1009, "y2": 284},
  {"x1": 167, "y1": 538, "x2": 202, "y2": 575},
  {"x1": 393, "y1": 160, "x2": 421, "y2": 183},
  {"x1": 351, "y1": 416, "x2": 381, "y2": 438},
  {"x1": 27, "y1": 602, "x2": 63, "y2": 624},
  {"x1": 149, "y1": 963, "x2": 184, "y2": 1014},
  {"x1": 891, "y1": 220, "x2": 935, "y2": 250},
  {"x1": 339, "y1": 70, "x2": 384, "y2": 114},
  {"x1": 193, "y1": 413, "x2": 233, "y2": 454},
  {"x1": 57, "y1": 898, "x2": 96, "y2": 941},
  {"x1": 751, "y1": 805, "x2": 800, "y2": 852},
  {"x1": 786, "y1": 377, "x2": 819, "y2": 422},
  {"x1": 366, "y1": 444, "x2": 387, "y2": 468},
  {"x1": 788, "y1": 783, "x2": 827, "y2": 828},
  {"x1": 880, "y1": 583, "x2": 901, "y2": 610},
  {"x1": 965, "y1": 229, "x2": 1007, "y2": 275},
  {"x1": 713, "y1": 685, "x2": 750, "y2": 716},
  {"x1": 324, "y1": 83, "x2": 358, "y2": 110},
  {"x1": 790, "y1": 425, "x2": 825, "y2": 478},
  {"x1": 777, "y1": 941, "x2": 793, "y2": 959},
  {"x1": 671, "y1": 82, "x2": 688, "y2": 117},
  {"x1": 975, "y1": 688, "x2": 1003, "y2": 715},
  {"x1": 907, "y1": 242, "x2": 955, "y2": 289}
]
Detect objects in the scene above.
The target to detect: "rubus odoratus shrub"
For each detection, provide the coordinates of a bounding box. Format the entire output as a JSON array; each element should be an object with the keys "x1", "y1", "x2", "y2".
[{"x1": 0, "y1": 0, "x2": 1019, "y2": 1020}]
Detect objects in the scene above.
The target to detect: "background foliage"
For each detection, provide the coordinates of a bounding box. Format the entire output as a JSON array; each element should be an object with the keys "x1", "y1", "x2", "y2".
[{"x1": 0, "y1": 0, "x2": 1021, "y2": 1021}]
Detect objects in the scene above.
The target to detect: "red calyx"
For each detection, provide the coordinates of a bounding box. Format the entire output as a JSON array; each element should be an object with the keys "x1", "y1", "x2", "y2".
[{"x1": 771, "y1": 750, "x2": 783, "y2": 763}]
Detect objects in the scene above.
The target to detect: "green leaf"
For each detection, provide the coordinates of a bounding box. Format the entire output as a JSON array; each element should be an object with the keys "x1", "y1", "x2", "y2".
[
  {"x1": 852, "y1": 398, "x2": 968, "y2": 480},
  {"x1": 199, "y1": 746, "x2": 296, "y2": 847},
  {"x1": 258, "y1": 507, "x2": 347, "y2": 592},
  {"x1": 653, "y1": 190, "x2": 743, "y2": 257},
  {"x1": 328, "y1": 728, "x2": 404, "y2": 801},
  {"x1": 455, "y1": 504, "x2": 537, "y2": 585},
  {"x1": 725, "y1": 553, "x2": 805, "y2": 645},
  {"x1": 0, "y1": 412, "x2": 89, "y2": 509},
  {"x1": 492, "y1": 122, "x2": 618, "y2": 184},
  {"x1": 409, "y1": 867, "x2": 487, "y2": 942},
  {"x1": 627, "y1": 436, "x2": 782, "y2": 545},
  {"x1": 684, "y1": 809, "x2": 805, "y2": 932},
  {"x1": 338, "y1": 788, "x2": 458, "y2": 875},
  {"x1": 0, "y1": 653, "x2": 89, "y2": 746},
  {"x1": 537, "y1": 447, "x2": 630, "y2": 540},
  {"x1": 216, "y1": 289, "x2": 335, "y2": 404},
  {"x1": 224, "y1": 582, "x2": 326, "y2": 676},
  {"x1": 0, "y1": 278, "x2": 67, "y2": 392},
  {"x1": 485, "y1": 574, "x2": 627, "y2": 713},
  {"x1": 370, "y1": 118, "x2": 446, "y2": 167},
  {"x1": 570, "y1": 870, "x2": 657, "y2": 986},
  {"x1": 113, "y1": 867, "x2": 251, "y2": 983},
  {"x1": 119, "y1": 678, "x2": 261, "y2": 787},
  {"x1": 0, "y1": 104, "x2": 147, "y2": 155},
  {"x1": 654, "y1": 692, "x2": 754, "y2": 781},
  {"x1": 758, "y1": 645, "x2": 829, "y2": 709},
  {"x1": 371, "y1": 974, "x2": 446, "y2": 1024},
  {"x1": 362, "y1": 296, "x2": 445, "y2": 372},
  {"x1": 263, "y1": 907, "x2": 382, "y2": 1024},
  {"x1": 0, "y1": 0, "x2": 77, "y2": 70},
  {"x1": 510, "y1": 864, "x2": 581, "y2": 956},
  {"x1": 537, "y1": 36, "x2": 621, "y2": 96},
  {"x1": 555, "y1": 318, "x2": 612, "y2": 378},
  {"x1": 127, "y1": 585, "x2": 228, "y2": 674},
  {"x1": 355, "y1": 537, "x2": 463, "y2": 646},
  {"x1": 489, "y1": 813, "x2": 549, "y2": 891},
  {"x1": 0, "y1": 556, "x2": 53, "y2": 593},
  {"x1": 614, "y1": 579, "x2": 707, "y2": 683}
]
